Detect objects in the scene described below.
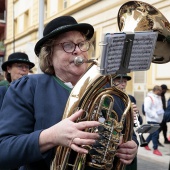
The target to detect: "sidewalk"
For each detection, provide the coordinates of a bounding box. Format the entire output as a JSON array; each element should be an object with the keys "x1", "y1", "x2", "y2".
[{"x1": 136, "y1": 122, "x2": 170, "y2": 166}]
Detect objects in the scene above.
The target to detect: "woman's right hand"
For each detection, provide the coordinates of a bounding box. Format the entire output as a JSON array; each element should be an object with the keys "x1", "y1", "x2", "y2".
[{"x1": 39, "y1": 109, "x2": 100, "y2": 154}]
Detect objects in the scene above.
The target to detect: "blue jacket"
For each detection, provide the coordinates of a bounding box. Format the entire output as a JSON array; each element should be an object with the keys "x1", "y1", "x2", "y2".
[
  {"x1": 0, "y1": 86, "x2": 8, "y2": 108},
  {"x1": 0, "y1": 74, "x2": 138, "y2": 170},
  {"x1": 163, "y1": 104, "x2": 170, "y2": 123}
]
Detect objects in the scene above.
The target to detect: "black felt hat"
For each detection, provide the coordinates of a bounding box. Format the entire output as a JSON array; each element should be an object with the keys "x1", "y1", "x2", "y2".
[
  {"x1": 161, "y1": 84, "x2": 169, "y2": 90},
  {"x1": 1, "y1": 52, "x2": 35, "y2": 71},
  {"x1": 115, "y1": 74, "x2": 131, "y2": 81},
  {"x1": 34, "y1": 16, "x2": 94, "y2": 56}
]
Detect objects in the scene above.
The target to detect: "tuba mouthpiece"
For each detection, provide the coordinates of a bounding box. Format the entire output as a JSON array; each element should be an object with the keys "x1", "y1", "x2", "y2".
[
  {"x1": 74, "y1": 57, "x2": 84, "y2": 65},
  {"x1": 74, "y1": 57, "x2": 95, "y2": 65}
]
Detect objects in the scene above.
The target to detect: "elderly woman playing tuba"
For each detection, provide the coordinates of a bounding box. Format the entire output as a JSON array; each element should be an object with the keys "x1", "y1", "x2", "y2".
[{"x1": 0, "y1": 16, "x2": 137, "y2": 170}]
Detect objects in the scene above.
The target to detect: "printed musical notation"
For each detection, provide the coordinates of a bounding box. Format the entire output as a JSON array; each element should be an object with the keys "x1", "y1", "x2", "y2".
[
  {"x1": 100, "y1": 32, "x2": 158, "y2": 75},
  {"x1": 128, "y1": 32, "x2": 158, "y2": 71},
  {"x1": 100, "y1": 33, "x2": 126, "y2": 74}
]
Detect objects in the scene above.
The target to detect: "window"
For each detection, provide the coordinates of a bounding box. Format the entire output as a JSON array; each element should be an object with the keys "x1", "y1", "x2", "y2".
[{"x1": 24, "y1": 10, "x2": 29, "y2": 30}]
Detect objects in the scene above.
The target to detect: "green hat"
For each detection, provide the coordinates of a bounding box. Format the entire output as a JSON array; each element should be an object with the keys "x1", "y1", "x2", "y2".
[{"x1": 114, "y1": 74, "x2": 131, "y2": 81}]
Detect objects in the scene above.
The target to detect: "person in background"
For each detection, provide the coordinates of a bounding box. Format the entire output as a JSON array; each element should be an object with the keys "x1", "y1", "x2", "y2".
[
  {"x1": 0, "y1": 73, "x2": 8, "y2": 85},
  {"x1": 112, "y1": 74, "x2": 142, "y2": 170},
  {"x1": 158, "y1": 84, "x2": 170, "y2": 146},
  {"x1": 1, "y1": 52, "x2": 35, "y2": 83},
  {"x1": 113, "y1": 74, "x2": 143, "y2": 125},
  {"x1": 0, "y1": 78, "x2": 9, "y2": 87},
  {"x1": 168, "y1": 97, "x2": 170, "y2": 107},
  {"x1": 144, "y1": 85, "x2": 164, "y2": 156},
  {"x1": 163, "y1": 101, "x2": 170, "y2": 123},
  {"x1": 0, "y1": 72, "x2": 10, "y2": 87},
  {"x1": 0, "y1": 16, "x2": 138, "y2": 170},
  {"x1": 0, "y1": 52, "x2": 35, "y2": 107}
]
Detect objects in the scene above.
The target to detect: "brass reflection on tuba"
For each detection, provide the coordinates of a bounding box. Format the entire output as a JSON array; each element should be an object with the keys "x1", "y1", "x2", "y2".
[
  {"x1": 117, "y1": 0, "x2": 170, "y2": 64},
  {"x1": 51, "y1": 60, "x2": 134, "y2": 170}
]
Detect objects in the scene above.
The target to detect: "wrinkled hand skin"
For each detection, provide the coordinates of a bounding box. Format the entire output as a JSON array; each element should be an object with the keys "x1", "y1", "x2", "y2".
[
  {"x1": 115, "y1": 140, "x2": 138, "y2": 165},
  {"x1": 39, "y1": 109, "x2": 100, "y2": 154}
]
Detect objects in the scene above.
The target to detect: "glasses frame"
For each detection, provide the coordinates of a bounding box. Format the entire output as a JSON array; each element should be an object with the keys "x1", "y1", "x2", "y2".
[{"x1": 56, "y1": 40, "x2": 91, "y2": 53}]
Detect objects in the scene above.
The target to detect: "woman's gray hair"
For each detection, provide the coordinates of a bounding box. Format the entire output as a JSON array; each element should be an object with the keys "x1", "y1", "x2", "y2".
[{"x1": 39, "y1": 39, "x2": 56, "y2": 75}]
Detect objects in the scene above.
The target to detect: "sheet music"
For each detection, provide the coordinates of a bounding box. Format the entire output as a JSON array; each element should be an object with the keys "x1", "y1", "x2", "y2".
[
  {"x1": 100, "y1": 31, "x2": 158, "y2": 75},
  {"x1": 128, "y1": 32, "x2": 158, "y2": 71},
  {"x1": 100, "y1": 33, "x2": 126, "y2": 75}
]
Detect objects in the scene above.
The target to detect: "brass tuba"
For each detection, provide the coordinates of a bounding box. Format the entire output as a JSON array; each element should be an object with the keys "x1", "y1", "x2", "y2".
[
  {"x1": 117, "y1": 0, "x2": 170, "y2": 64},
  {"x1": 51, "y1": 60, "x2": 134, "y2": 170}
]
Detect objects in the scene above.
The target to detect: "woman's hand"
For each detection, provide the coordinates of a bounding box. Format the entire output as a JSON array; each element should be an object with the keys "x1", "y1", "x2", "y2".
[
  {"x1": 115, "y1": 140, "x2": 138, "y2": 165},
  {"x1": 39, "y1": 109, "x2": 100, "y2": 154}
]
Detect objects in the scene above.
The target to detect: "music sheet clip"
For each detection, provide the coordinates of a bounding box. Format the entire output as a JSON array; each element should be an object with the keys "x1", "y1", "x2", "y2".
[{"x1": 99, "y1": 31, "x2": 158, "y2": 75}]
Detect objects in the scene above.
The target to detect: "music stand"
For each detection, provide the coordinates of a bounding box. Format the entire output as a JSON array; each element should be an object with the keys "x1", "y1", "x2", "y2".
[
  {"x1": 99, "y1": 31, "x2": 158, "y2": 75},
  {"x1": 136, "y1": 124, "x2": 160, "y2": 134}
]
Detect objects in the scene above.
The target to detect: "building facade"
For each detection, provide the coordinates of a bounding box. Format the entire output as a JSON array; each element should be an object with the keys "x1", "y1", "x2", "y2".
[
  {"x1": 0, "y1": 0, "x2": 6, "y2": 78},
  {"x1": 4, "y1": 0, "x2": 170, "y2": 114}
]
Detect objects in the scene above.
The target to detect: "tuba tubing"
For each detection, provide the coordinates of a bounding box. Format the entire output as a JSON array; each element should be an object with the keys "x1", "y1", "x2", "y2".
[{"x1": 51, "y1": 61, "x2": 134, "y2": 170}]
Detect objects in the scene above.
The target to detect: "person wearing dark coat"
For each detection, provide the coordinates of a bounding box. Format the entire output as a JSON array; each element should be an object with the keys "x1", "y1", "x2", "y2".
[
  {"x1": 158, "y1": 84, "x2": 170, "y2": 146},
  {"x1": 113, "y1": 74, "x2": 143, "y2": 125},
  {"x1": 163, "y1": 99, "x2": 170, "y2": 123},
  {"x1": 112, "y1": 74, "x2": 142, "y2": 170},
  {"x1": 0, "y1": 52, "x2": 35, "y2": 108},
  {"x1": 0, "y1": 16, "x2": 138, "y2": 170},
  {"x1": 0, "y1": 86, "x2": 8, "y2": 108}
]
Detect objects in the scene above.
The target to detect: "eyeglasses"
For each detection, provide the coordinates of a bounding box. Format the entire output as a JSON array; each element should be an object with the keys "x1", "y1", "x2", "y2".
[
  {"x1": 14, "y1": 63, "x2": 30, "y2": 71},
  {"x1": 56, "y1": 40, "x2": 90, "y2": 53}
]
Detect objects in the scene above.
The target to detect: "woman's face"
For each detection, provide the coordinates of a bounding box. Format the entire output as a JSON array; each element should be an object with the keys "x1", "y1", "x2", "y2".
[
  {"x1": 52, "y1": 31, "x2": 89, "y2": 85},
  {"x1": 7, "y1": 63, "x2": 30, "y2": 82}
]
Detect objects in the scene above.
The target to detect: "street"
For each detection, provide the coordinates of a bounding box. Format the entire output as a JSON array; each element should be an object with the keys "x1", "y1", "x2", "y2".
[{"x1": 138, "y1": 155, "x2": 169, "y2": 170}]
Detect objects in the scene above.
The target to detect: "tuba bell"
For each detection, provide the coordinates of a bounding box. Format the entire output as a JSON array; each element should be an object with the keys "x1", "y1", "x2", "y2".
[{"x1": 117, "y1": 0, "x2": 170, "y2": 64}]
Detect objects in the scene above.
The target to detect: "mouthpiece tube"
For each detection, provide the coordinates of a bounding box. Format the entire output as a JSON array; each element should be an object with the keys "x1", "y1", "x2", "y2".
[{"x1": 74, "y1": 57, "x2": 95, "y2": 65}]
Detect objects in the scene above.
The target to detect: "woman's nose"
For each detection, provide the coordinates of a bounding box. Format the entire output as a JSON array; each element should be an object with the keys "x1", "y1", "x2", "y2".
[{"x1": 72, "y1": 45, "x2": 81, "y2": 54}]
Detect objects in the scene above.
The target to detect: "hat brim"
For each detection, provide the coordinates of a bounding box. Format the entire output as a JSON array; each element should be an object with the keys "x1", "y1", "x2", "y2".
[
  {"x1": 122, "y1": 76, "x2": 131, "y2": 81},
  {"x1": 34, "y1": 23, "x2": 94, "y2": 56},
  {"x1": 2, "y1": 60, "x2": 35, "y2": 71},
  {"x1": 115, "y1": 75, "x2": 131, "y2": 81}
]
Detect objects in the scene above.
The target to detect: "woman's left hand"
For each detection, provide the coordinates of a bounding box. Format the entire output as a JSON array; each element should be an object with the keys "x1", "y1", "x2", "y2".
[{"x1": 115, "y1": 140, "x2": 138, "y2": 165}]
